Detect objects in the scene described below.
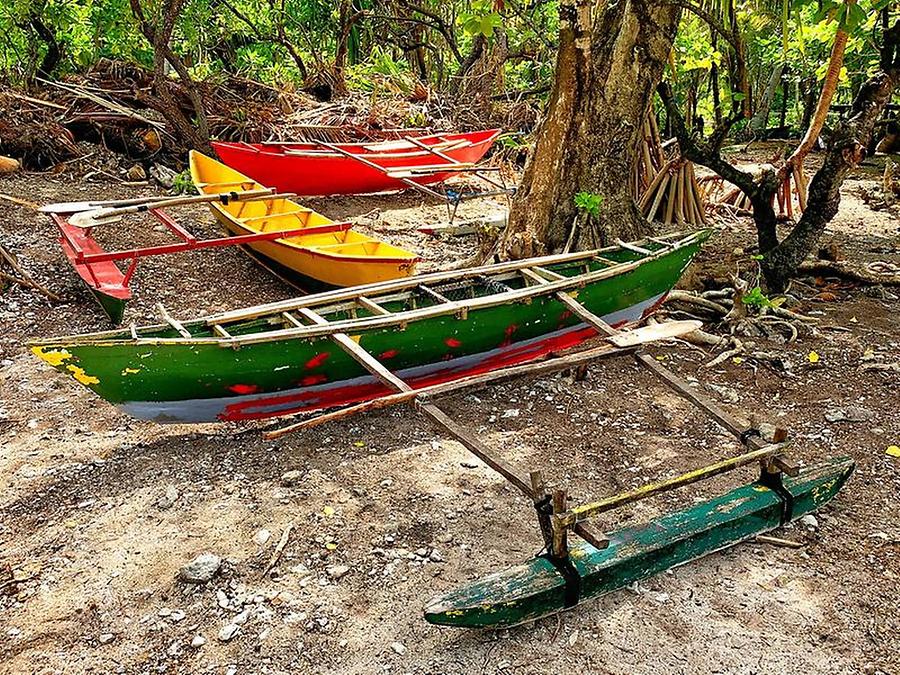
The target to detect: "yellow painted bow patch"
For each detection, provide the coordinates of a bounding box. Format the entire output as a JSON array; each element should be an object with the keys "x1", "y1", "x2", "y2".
[
  {"x1": 31, "y1": 346, "x2": 73, "y2": 367},
  {"x1": 32, "y1": 346, "x2": 100, "y2": 386}
]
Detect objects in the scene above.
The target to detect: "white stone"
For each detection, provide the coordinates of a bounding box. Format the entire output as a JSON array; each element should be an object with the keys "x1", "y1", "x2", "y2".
[
  {"x1": 326, "y1": 565, "x2": 350, "y2": 580},
  {"x1": 254, "y1": 529, "x2": 272, "y2": 546},
  {"x1": 191, "y1": 635, "x2": 207, "y2": 648},
  {"x1": 178, "y1": 553, "x2": 221, "y2": 583},
  {"x1": 390, "y1": 641, "x2": 406, "y2": 655},
  {"x1": 800, "y1": 514, "x2": 819, "y2": 529},
  {"x1": 218, "y1": 623, "x2": 240, "y2": 642}
]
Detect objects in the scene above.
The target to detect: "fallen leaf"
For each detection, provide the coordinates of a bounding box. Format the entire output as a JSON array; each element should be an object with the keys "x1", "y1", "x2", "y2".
[
  {"x1": 322, "y1": 506, "x2": 335, "y2": 517},
  {"x1": 732, "y1": 357, "x2": 744, "y2": 364},
  {"x1": 808, "y1": 351, "x2": 820, "y2": 364},
  {"x1": 353, "y1": 441, "x2": 365, "y2": 447},
  {"x1": 325, "y1": 542, "x2": 338, "y2": 551},
  {"x1": 887, "y1": 445, "x2": 900, "y2": 458}
]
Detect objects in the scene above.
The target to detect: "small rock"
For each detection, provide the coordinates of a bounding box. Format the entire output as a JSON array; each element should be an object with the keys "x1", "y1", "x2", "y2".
[
  {"x1": 158, "y1": 607, "x2": 172, "y2": 617},
  {"x1": 150, "y1": 163, "x2": 177, "y2": 188},
  {"x1": 191, "y1": 635, "x2": 207, "y2": 648},
  {"x1": 501, "y1": 408, "x2": 520, "y2": 418},
  {"x1": 232, "y1": 609, "x2": 251, "y2": 625},
  {"x1": 758, "y1": 423, "x2": 777, "y2": 442},
  {"x1": 98, "y1": 633, "x2": 114, "y2": 645},
  {"x1": 218, "y1": 623, "x2": 241, "y2": 642},
  {"x1": 824, "y1": 406, "x2": 874, "y2": 423},
  {"x1": 390, "y1": 641, "x2": 406, "y2": 655},
  {"x1": 800, "y1": 514, "x2": 819, "y2": 529},
  {"x1": 126, "y1": 164, "x2": 147, "y2": 181},
  {"x1": 216, "y1": 589, "x2": 230, "y2": 608},
  {"x1": 327, "y1": 565, "x2": 350, "y2": 580},
  {"x1": 254, "y1": 529, "x2": 272, "y2": 546},
  {"x1": 178, "y1": 553, "x2": 222, "y2": 584},
  {"x1": 156, "y1": 485, "x2": 179, "y2": 510},
  {"x1": 170, "y1": 610, "x2": 186, "y2": 622},
  {"x1": 415, "y1": 547, "x2": 428, "y2": 558},
  {"x1": 280, "y1": 470, "x2": 303, "y2": 487},
  {"x1": 429, "y1": 549, "x2": 444, "y2": 563}
]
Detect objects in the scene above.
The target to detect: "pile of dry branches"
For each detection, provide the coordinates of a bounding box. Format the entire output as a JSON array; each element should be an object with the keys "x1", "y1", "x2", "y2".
[{"x1": 1, "y1": 59, "x2": 496, "y2": 171}]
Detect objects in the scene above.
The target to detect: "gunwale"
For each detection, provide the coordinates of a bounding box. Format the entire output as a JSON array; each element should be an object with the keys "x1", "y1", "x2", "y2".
[
  {"x1": 32, "y1": 229, "x2": 709, "y2": 349},
  {"x1": 213, "y1": 129, "x2": 501, "y2": 160}
]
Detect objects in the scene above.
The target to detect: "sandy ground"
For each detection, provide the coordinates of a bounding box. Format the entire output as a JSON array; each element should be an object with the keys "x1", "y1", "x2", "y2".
[{"x1": 1, "y1": 149, "x2": 899, "y2": 675}]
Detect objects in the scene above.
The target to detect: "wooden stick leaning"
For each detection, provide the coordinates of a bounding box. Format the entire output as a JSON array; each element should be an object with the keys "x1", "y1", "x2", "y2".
[
  {"x1": 68, "y1": 188, "x2": 288, "y2": 228},
  {"x1": 288, "y1": 306, "x2": 612, "y2": 551},
  {"x1": 264, "y1": 320, "x2": 700, "y2": 438}
]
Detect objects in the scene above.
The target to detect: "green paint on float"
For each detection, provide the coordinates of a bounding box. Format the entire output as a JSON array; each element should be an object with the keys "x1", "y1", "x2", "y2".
[{"x1": 423, "y1": 457, "x2": 854, "y2": 628}]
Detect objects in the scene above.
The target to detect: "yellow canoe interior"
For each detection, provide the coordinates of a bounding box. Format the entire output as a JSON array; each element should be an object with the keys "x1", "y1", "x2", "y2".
[{"x1": 188, "y1": 150, "x2": 419, "y2": 286}]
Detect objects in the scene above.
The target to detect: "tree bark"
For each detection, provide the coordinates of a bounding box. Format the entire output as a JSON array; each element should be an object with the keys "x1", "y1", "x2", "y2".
[
  {"x1": 130, "y1": 0, "x2": 210, "y2": 152},
  {"x1": 501, "y1": 0, "x2": 681, "y2": 259}
]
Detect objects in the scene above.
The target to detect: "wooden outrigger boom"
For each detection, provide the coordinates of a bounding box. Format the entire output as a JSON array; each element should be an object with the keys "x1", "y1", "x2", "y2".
[{"x1": 260, "y1": 273, "x2": 852, "y2": 628}]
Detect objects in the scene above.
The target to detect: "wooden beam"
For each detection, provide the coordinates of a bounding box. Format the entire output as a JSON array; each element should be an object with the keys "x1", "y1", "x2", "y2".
[
  {"x1": 263, "y1": 341, "x2": 634, "y2": 438},
  {"x1": 204, "y1": 231, "x2": 695, "y2": 328},
  {"x1": 553, "y1": 292, "x2": 794, "y2": 465},
  {"x1": 156, "y1": 303, "x2": 191, "y2": 339},
  {"x1": 292, "y1": 305, "x2": 611, "y2": 551},
  {"x1": 556, "y1": 443, "x2": 787, "y2": 527},
  {"x1": 357, "y1": 296, "x2": 391, "y2": 316}
]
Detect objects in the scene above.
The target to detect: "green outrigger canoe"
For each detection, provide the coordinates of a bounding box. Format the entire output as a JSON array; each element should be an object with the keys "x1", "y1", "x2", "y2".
[
  {"x1": 424, "y1": 456, "x2": 854, "y2": 627},
  {"x1": 30, "y1": 230, "x2": 709, "y2": 423}
]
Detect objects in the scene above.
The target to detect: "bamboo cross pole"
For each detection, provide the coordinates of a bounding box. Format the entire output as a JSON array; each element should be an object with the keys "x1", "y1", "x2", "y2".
[{"x1": 555, "y1": 443, "x2": 788, "y2": 528}]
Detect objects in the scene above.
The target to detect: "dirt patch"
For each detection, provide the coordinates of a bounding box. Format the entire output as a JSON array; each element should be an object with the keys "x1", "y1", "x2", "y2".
[{"x1": 1, "y1": 155, "x2": 898, "y2": 674}]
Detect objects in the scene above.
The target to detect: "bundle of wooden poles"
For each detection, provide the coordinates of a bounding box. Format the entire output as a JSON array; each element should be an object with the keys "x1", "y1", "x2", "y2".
[{"x1": 632, "y1": 115, "x2": 707, "y2": 226}]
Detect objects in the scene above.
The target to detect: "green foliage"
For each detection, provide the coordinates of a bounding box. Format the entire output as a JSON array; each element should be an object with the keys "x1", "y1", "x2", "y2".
[
  {"x1": 171, "y1": 170, "x2": 195, "y2": 194},
  {"x1": 742, "y1": 286, "x2": 786, "y2": 309},
  {"x1": 458, "y1": 1, "x2": 504, "y2": 38},
  {"x1": 573, "y1": 192, "x2": 604, "y2": 219}
]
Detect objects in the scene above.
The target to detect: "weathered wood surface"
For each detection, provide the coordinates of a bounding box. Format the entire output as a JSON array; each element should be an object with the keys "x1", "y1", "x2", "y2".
[{"x1": 424, "y1": 457, "x2": 854, "y2": 627}]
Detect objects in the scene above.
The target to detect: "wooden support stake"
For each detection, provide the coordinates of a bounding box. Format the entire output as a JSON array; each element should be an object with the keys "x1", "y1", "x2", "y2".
[{"x1": 551, "y1": 490, "x2": 569, "y2": 559}]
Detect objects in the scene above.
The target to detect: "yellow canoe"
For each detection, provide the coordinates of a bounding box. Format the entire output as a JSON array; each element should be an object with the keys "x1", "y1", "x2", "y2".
[{"x1": 189, "y1": 151, "x2": 419, "y2": 288}]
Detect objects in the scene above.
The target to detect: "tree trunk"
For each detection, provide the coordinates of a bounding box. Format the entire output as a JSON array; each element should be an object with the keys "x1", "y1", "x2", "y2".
[
  {"x1": 28, "y1": 13, "x2": 61, "y2": 79},
  {"x1": 749, "y1": 62, "x2": 785, "y2": 133},
  {"x1": 130, "y1": 0, "x2": 210, "y2": 152},
  {"x1": 500, "y1": 0, "x2": 681, "y2": 259},
  {"x1": 779, "y1": 0, "x2": 855, "y2": 179},
  {"x1": 762, "y1": 23, "x2": 900, "y2": 290}
]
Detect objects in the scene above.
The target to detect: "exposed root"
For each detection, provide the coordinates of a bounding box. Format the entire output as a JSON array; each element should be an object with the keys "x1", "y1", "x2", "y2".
[{"x1": 798, "y1": 259, "x2": 900, "y2": 286}]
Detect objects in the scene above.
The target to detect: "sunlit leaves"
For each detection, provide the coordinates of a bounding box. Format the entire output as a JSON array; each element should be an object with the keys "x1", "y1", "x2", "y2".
[{"x1": 458, "y1": 0, "x2": 503, "y2": 38}]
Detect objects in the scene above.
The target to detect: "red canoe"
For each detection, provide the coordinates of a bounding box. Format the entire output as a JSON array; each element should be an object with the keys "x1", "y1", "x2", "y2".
[{"x1": 211, "y1": 129, "x2": 501, "y2": 197}]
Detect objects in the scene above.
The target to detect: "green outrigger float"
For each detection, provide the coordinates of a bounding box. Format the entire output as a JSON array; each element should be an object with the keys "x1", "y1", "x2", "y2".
[{"x1": 424, "y1": 456, "x2": 854, "y2": 627}]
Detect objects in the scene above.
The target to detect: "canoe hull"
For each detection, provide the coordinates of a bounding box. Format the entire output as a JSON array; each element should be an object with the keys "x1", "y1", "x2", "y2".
[
  {"x1": 118, "y1": 293, "x2": 664, "y2": 422},
  {"x1": 423, "y1": 456, "x2": 855, "y2": 628},
  {"x1": 189, "y1": 150, "x2": 419, "y2": 287},
  {"x1": 212, "y1": 130, "x2": 500, "y2": 196},
  {"x1": 56, "y1": 215, "x2": 131, "y2": 324},
  {"x1": 209, "y1": 207, "x2": 418, "y2": 288},
  {"x1": 30, "y1": 232, "x2": 708, "y2": 424}
]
